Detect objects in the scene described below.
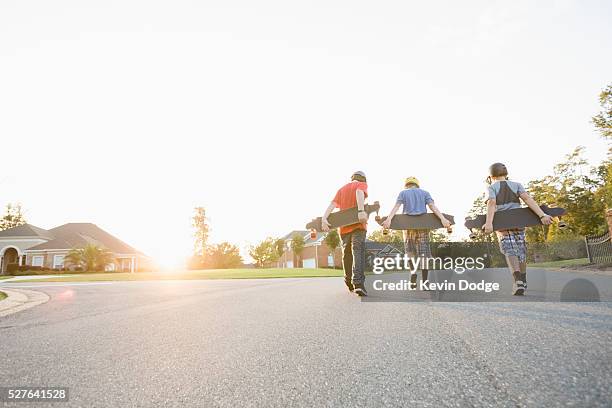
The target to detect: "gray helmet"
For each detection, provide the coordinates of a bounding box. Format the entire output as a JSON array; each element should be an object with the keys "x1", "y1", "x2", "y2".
[
  {"x1": 351, "y1": 170, "x2": 367, "y2": 182},
  {"x1": 489, "y1": 163, "x2": 508, "y2": 177}
]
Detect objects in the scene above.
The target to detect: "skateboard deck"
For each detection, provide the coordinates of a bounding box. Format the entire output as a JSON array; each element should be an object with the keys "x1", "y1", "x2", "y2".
[
  {"x1": 375, "y1": 213, "x2": 455, "y2": 231},
  {"x1": 306, "y1": 201, "x2": 380, "y2": 232},
  {"x1": 464, "y1": 205, "x2": 566, "y2": 235}
]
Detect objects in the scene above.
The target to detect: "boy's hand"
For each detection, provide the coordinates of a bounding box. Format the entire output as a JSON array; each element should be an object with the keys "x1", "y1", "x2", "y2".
[
  {"x1": 540, "y1": 214, "x2": 553, "y2": 225},
  {"x1": 440, "y1": 217, "x2": 451, "y2": 229},
  {"x1": 321, "y1": 218, "x2": 331, "y2": 232},
  {"x1": 358, "y1": 210, "x2": 368, "y2": 223},
  {"x1": 483, "y1": 222, "x2": 494, "y2": 234},
  {"x1": 382, "y1": 217, "x2": 392, "y2": 229}
]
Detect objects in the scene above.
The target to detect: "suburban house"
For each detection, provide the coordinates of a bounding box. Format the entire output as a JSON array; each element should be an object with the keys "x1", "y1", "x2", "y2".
[
  {"x1": 279, "y1": 230, "x2": 405, "y2": 270},
  {"x1": 278, "y1": 230, "x2": 342, "y2": 269},
  {"x1": 0, "y1": 223, "x2": 150, "y2": 274}
]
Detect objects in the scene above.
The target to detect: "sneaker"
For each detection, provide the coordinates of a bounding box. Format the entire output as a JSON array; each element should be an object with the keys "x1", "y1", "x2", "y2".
[
  {"x1": 345, "y1": 281, "x2": 354, "y2": 293},
  {"x1": 521, "y1": 273, "x2": 527, "y2": 290},
  {"x1": 354, "y1": 284, "x2": 368, "y2": 297},
  {"x1": 513, "y1": 281, "x2": 525, "y2": 296}
]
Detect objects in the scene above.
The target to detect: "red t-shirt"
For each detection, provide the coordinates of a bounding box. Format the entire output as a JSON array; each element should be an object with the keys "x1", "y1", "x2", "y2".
[{"x1": 333, "y1": 181, "x2": 368, "y2": 235}]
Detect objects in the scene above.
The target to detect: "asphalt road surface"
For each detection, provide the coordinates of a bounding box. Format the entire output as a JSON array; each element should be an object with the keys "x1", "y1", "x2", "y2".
[{"x1": 1, "y1": 268, "x2": 611, "y2": 407}]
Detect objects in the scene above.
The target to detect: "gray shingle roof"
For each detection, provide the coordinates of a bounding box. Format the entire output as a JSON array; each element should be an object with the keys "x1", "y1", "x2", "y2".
[
  {"x1": 27, "y1": 223, "x2": 143, "y2": 255},
  {"x1": 0, "y1": 223, "x2": 53, "y2": 239}
]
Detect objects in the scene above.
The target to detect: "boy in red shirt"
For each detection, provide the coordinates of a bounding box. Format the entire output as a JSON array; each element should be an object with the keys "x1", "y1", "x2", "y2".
[{"x1": 321, "y1": 171, "x2": 369, "y2": 296}]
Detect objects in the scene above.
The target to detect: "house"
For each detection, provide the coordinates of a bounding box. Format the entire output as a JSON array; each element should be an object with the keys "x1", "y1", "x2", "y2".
[
  {"x1": 278, "y1": 230, "x2": 342, "y2": 269},
  {"x1": 0, "y1": 223, "x2": 150, "y2": 274},
  {"x1": 279, "y1": 229, "x2": 405, "y2": 270}
]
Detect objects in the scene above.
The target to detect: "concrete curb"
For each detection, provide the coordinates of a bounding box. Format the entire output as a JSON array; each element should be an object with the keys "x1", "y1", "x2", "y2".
[{"x1": 0, "y1": 288, "x2": 50, "y2": 317}]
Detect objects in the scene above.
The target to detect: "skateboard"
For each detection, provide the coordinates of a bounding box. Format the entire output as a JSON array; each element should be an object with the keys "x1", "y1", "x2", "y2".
[
  {"x1": 375, "y1": 213, "x2": 455, "y2": 233},
  {"x1": 306, "y1": 201, "x2": 380, "y2": 234},
  {"x1": 464, "y1": 205, "x2": 567, "y2": 239}
]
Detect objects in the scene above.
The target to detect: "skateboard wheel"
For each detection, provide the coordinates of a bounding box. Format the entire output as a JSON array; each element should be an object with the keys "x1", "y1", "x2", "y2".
[
  {"x1": 469, "y1": 233, "x2": 477, "y2": 240},
  {"x1": 382, "y1": 228, "x2": 389, "y2": 236},
  {"x1": 558, "y1": 221, "x2": 567, "y2": 229}
]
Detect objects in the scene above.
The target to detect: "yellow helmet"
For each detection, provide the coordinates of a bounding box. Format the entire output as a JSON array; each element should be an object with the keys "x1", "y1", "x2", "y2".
[{"x1": 404, "y1": 176, "x2": 420, "y2": 187}]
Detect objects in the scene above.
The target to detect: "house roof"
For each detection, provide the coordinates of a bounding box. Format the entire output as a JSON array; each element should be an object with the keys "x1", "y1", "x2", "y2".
[
  {"x1": 0, "y1": 223, "x2": 53, "y2": 239},
  {"x1": 27, "y1": 223, "x2": 143, "y2": 255},
  {"x1": 281, "y1": 230, "x2": 310, "y2": 241}
]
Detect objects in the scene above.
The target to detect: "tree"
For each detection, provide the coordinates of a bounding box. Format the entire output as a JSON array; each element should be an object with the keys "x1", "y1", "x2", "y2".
[
  {"x1": 323, "y1": 230, "x2": 340, "y2": 266},
  {"x1": 592, "y1": 83, "x2": 612, "y2": 141},
  {"x1": 430, "y1": 230, "x2": 449, "y2": 243},
  {"x1": 528, "y1": 147, "x2": 607, "y2": 239},
  {"x1": 249, "y1": 237, "x2": 279, "y2": 268},
  {"x1": 290, "y1": 233, "x2": 305, "y2": 266},
  {"x1": 0, "y1": 203, "x2": 26, "y2": 231},
  {"x1": 192, "y1": 207, "x2": 210, "y2": 257},
  {"x1": 466, "y1": 193, "x2": 497, "y2": 243},
  {"x1": 204, "y1": 242, "x2": 243, "y2": 269},
  {"x1": 274, "y1": 238, "x2": 286, "y2": 260},
  {"x1": 591, "y1": 84, "x2": 612, "y2": 209},
  {"x1": 65, "y1": 244, "x2": 114, "y2": 271},
  {"x1": 367, "y1": 228, "x2": 403, "y2": 244}
]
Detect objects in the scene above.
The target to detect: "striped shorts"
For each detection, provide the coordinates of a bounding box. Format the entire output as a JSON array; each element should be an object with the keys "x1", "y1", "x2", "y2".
[
  {"x1": 496, "y1": 229, "x2": 527, "y2": 262},
  {"x1": 403, "y1": 230, "x2": 432, "y2": 259}
]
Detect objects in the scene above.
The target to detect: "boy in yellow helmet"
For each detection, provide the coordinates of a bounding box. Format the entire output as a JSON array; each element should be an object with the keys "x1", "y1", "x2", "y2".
[{"x1": 382, "y1": 177, "x2": 451, "y2": 289}]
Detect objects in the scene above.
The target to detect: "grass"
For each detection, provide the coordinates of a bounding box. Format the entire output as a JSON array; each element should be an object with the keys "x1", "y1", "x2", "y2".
[
  {"x1": 7, "y1": 268, "x2": 345, "y2": 283},
  {"x1": 529, "y1": 258, "x2": 590, "y2": 268},
  {"x1": 0, "y1": 291, "x2": 6, "y2": 301},
  {"x1": 0, "y1": 276, "x2": 14, "y2": 280}
]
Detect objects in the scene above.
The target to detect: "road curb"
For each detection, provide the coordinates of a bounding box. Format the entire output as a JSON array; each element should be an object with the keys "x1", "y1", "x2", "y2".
[{"x1": 0, "y1": 288, "x2": 50, "y2": 317}]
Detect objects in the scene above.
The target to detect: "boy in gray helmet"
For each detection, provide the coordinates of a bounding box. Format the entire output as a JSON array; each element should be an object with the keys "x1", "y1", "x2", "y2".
[
  {"x1": 484, "y1": 163, "x2": 553, "y2": 295},
  {"x1": 322, "y1": 171, "x2": 369, "y2": 296}
]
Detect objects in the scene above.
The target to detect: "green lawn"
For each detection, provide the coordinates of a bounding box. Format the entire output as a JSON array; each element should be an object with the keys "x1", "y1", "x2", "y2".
[
  {"x1": 8, "y1": 268, "x2": 344, "y2": 283},
  {"x1": 0, "y1": 276, "x2": 13, "y2": 280},
  {"x1": 529, "y1": 258, "x2": 590, "y2": 269},
  {"x1": 0, "y1": 291, "x2": 6, "y2": 301}
]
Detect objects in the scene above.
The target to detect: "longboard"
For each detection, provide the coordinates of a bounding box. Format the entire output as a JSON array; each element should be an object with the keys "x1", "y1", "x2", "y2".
[
  {"x1": 375, "y1": 213, "x2": 455, "y2": 232},
  {"x1": 306, "y1": 201, "x2": 380, "y2": 232},
  {"x1": 464, "y1": 205, "x2": 566, "y2": 238}
]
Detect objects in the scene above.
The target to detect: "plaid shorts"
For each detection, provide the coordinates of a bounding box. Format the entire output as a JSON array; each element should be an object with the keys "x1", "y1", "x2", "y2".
[
  {"x1": 403, "y1": 230, "x2": 432, "y2": 258},
  {"x1": 496, "y1": 229, "x2": 527, "y2": 262}
]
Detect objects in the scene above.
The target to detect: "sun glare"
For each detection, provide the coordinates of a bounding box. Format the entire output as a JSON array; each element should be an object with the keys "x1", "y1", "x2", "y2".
[{"x1": 153, "y1": 252, "x2": 187, "y2": 272}]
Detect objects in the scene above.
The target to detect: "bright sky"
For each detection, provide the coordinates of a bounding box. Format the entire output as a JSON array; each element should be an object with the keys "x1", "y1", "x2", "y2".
[{"x1": 1, "y1": 0, "x2": 610, "y2": 266}]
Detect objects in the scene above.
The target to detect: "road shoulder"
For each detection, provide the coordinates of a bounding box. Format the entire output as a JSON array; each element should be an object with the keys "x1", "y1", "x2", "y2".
[{"x1": 0, "y1": 288, "x2": 50, "y2": 317}]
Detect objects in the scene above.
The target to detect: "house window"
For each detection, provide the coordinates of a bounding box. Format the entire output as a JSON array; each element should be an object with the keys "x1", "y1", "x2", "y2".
[
  {"x1": 327, "y1": 255, "x2": 334, "y2": 266},
  {"x1": 32, "y1": 256, "x2": 44, "y2": 267},
  {"x1": 53, "y1": 255, "x2": 65, "y2": 269}
]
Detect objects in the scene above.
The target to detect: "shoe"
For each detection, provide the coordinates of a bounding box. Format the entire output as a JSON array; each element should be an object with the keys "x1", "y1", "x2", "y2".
[
  {"x1": 410, "y1": 273, "x2": 417, "y2": 290},
  {"x1": 354, "y1": 284, "x2": 368, "y2": 297},
  {"x1": 345, "y1": 281, "x2": 354, "y2": 293},
  {"x1": 513, "y1": 281, "x2": 525, "y2": 296},
  {"x1": 521, "y1": 273, "x2": 527, "y2": 290},
  {"x1": 512, "y1": 271, "x2": 524, "y2": 296}
]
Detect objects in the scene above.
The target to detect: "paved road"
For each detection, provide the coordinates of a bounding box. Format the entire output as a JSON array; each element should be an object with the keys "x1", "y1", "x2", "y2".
[{"x1": 1, "y1": 269, "x2": 611, "y2": 407}]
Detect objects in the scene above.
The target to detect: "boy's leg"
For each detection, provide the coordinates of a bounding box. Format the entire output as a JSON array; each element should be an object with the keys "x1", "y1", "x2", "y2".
[
  {"x1": 520, "y1": 261, "x2": 527, "y2": 289},
  {"x1": 341, "y1": 232, "x2": 354, "y2": 291},
  {"x1": 418, "y1": 230, "x2": 432, "y2": 285},
  {"x1": 404, "y1": 230, "x2": 418, "y2": 289},
  {"x1": 351, "y1": 229, "x2": 367, "y2": 295},
  {"x1": 497, "y1": 230, "x2": 526, "y2": 295}
]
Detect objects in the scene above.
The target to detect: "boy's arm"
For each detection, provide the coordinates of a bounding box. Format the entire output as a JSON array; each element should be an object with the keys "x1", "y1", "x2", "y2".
[
  {"x1": 519, "y1": 192, "x2": 553, "y2": 224},
  {"x1": 321, "y1": 202, "x2": 336, "y2": 232},
  {"x1": 427, "y1": 202, "x2": 452, "y2": 228},
  {"x1": 356, "y1": 189, "x2": 367, "y2": 223},
  {"x1": 483, "y1": 199, "x2": 496, "y2": 234},
  {"x1": 382, "y1": 203, "x2": 402, "y2": 229}
]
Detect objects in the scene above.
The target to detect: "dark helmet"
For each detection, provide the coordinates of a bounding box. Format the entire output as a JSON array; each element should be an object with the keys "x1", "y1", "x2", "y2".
[{"x1": 489, "y1": 163, "x2": 508, "y2": 177}]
